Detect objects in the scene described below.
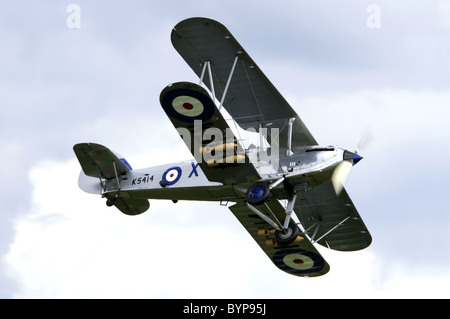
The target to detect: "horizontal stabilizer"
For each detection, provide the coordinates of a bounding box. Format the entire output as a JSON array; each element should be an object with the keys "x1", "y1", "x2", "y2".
[
  {"x1": 113, "y1": 197, "x2": 150, "y2": 216},
  {"x1": 73, "y1": 143, "x2": 132, "y2": 180}
]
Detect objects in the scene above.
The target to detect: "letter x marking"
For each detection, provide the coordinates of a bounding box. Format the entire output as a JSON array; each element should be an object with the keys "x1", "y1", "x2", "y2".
[{"x1": 188, "y1": 162, "x2": 199, "y2": 178}]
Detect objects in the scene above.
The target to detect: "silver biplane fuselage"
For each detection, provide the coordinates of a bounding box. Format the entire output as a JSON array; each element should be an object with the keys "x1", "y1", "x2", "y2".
[{"x1": 79, "y1": 145, "x2": 361, "y2": 202}]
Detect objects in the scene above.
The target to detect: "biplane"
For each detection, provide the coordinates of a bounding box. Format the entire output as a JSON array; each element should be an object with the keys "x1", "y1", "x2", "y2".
[{"x1": 73, "y1": 18, "x2": 372, "y2": 277}]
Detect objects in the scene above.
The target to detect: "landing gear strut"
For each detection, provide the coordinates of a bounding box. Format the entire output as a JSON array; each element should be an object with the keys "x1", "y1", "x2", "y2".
[{"x1": 245, "y1": 178, "x2": 302, "y2": 245}]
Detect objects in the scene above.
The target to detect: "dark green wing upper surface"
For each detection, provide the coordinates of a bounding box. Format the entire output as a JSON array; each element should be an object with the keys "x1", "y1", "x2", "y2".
[
  {"x1": 295, "y1": 181, "x2": 372, "y2": 251},
  {"x1": 159, "y1": 81, "x2": 261, "y2": 185},
  {"x1": 229, "y1": 199, "x2": 330, "y2": 277},
  {"x1": 171, "y1": 18, "x2": 371, "y2": 253},
  {"x1": 171, "y1": 17, "x2": 317, "y2": 155},
  {"x1": 73, "y1": 143, "x2": 131, "y2": 180}
]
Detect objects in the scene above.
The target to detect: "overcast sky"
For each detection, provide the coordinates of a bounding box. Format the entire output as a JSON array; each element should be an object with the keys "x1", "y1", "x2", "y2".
[{"x1": 1, "y1": 0, "x2": 450, "y2": 298}]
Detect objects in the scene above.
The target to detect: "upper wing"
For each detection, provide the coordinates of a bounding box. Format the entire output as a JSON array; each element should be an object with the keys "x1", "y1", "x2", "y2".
[
  {"x1": 171, "y1": 17, "x2": 317, "y2": 154},
  {"x1": 73, "y1": 143, "x2": 132, "y2": 180},
  {"x1": 295, "y1": 181, "x2": 372, "y2": 251},
  {"x1": 159, "y1": 81, "x2": 260, "y2": 185},
  {"x1": 229, "y1": 200, "x2": 330, "y2": 277}
]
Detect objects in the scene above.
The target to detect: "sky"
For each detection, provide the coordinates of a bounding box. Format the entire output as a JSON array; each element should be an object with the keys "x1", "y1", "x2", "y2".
[{"x1": 1, "y1": 0, "x2": 450, "y2": 298}]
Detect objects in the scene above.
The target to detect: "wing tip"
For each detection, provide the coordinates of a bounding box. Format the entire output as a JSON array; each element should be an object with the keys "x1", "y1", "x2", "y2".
[{"x1": 272, "y1": 248, "x2": 330, "y2": 278}]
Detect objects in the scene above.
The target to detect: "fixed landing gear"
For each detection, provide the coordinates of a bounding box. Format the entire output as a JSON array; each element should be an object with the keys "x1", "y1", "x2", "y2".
[
  {"x1": 259, "y1": 222, "x2": 303, "y2": 247},
  {"x1": 274, "y1": 222, "x2": 300, "y2": 245},
  {"x1": 245, "y1": 177, "x2": 286, "y2": 206},
  {"x1": 245, "y1": 182, "x2": 270, "y2": 206},
  {"x1": 245, "y1": 179, "x2": 301, "y2": 245},
  {"x1": 106, "y1": 194, "x2": 119, "y2": 207}
]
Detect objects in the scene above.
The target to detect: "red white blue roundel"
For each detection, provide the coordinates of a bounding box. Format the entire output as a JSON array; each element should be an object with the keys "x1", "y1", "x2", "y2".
[
  {"x1": 272, "y1": 249, "x2": 325, "y2": 275},
  {"x1": 172, "y1": 95, "x2": 205, "y2": 118},
  {"x1": 160, "y1": 83, "x2": 215, "y2": 123},
  {"x1": 162, "y1": 167, "x2": 182, "y2": 186}
]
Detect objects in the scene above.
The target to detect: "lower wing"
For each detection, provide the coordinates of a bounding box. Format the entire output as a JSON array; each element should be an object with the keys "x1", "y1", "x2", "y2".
[
  {"x1": 295, "y1": 181, "x2": 372, "y2": 251},
  {"x1": 229, "y1": 200, "x2": 330, "y2": 277}
]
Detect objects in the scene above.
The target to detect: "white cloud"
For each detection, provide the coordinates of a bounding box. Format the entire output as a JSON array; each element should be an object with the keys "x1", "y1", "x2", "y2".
[
  {"x1": 4, "y1": 159, "x2": 276, "y2": 298},
  {"x1": 438, "y1": 0, "x2": 450, "y2": 29},
  {"x1": 5, "y1": 86, "x2": 450, "y2": 298},
  {"x1": 3, "y1": 1, "x2": 450, "y2": 299}
]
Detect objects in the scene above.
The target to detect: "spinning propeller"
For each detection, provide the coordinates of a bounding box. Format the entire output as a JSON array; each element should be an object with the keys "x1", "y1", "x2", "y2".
[{"x1": 331, "y1": 128, "x2": 373, "y2": 195}]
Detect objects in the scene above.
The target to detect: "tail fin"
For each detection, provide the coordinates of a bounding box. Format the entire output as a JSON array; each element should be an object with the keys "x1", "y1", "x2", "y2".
[{"x1": 73, "y1": 143, "x2": 149, "y2": 215}]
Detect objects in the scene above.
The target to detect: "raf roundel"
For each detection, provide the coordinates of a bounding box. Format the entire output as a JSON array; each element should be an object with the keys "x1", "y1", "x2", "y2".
[
  {"x1": 272, "y1": 249, "x2": 325, "y2": 275},
  {"x1": 172, "y1": 96, "x2": 205, "y2": 118},
  {"x1": 162, "y1": 167, "x2": 182, "y2": 186},
  {"x1": 160, "y1": 85, "x2": 215, "y2": 123}
]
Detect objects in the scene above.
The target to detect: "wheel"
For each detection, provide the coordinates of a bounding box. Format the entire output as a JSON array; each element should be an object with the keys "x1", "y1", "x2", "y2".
[
  {"x1": 274, "y1": 223, "x2": 300, "y2": 245},
  {"x1": 246, "y1": 182, "x2": 270, "y2": 206},
  {"x1": 106, "y1": 198, "x2": 116, "y2": 207}
]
